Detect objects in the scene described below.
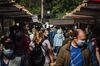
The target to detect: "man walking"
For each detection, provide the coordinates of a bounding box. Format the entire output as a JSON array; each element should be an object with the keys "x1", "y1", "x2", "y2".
[{"x1": 56, "y1": 29, "x2": 93, "y2": 66}]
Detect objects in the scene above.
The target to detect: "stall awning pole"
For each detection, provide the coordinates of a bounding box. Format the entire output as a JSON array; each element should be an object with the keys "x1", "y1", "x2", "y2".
[{"x1": 1, "y1": 16, "x2": 4, "y2": 35}]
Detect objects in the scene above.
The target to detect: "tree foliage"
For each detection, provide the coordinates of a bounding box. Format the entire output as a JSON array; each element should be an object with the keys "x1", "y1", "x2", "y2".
[
  {"x1": 18, "y1": 0, "x2": 83, "y2": 18},
  {"x1": 18, "y1": 0, "x2": 41, "y2": 14},
  {"x1": 47, "y1": 0, "x2": 83, "y2": 18}
]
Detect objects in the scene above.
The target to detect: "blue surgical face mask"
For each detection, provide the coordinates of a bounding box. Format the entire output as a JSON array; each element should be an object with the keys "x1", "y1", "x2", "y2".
[
  {"x1": 77, "y1": 40, "x2": 85, "y2": 47},
  {"x1": 3, "y1": 48, "x2": 14, "y2": 58}
]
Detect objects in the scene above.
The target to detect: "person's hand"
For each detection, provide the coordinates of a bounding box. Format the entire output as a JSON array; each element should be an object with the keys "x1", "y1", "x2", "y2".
[
  {"x1": 50, "y1": 62, "x2": 56, "y2": 66},
  {"x1": 0, "y1": 44, "x2": 3, "y2": 53}
]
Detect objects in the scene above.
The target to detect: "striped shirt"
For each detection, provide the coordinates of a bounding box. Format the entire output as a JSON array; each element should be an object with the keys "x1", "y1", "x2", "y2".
[{"x1": 70, "y1": 45, "x2": 84, "y2": 66}]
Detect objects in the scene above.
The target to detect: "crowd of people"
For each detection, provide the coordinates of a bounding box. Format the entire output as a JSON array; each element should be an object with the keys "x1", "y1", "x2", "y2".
[{"x1": 0, "y1": 23, "x2": 100, "y2": 66}]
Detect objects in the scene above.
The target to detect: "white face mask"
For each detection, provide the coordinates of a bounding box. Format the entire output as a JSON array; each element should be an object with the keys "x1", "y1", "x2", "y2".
[
  {"x1": 77, "y1": 40, "x2": 85, "y2": 47},
  {"x1": 3, "y1": 48, "x2": 14, "y2": 58}
]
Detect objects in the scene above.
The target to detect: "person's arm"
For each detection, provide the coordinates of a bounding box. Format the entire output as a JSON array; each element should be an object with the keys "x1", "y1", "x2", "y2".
[
  {"x1": 53, "y1": 35, "x2": 56, "y2": 47},
  {"x1": 28, "y1": 41, "x2": 35, "y2": 54},
  {"x1": 45, "y1": 40, "x2": 55, "y2": 66},
  {"x1": 92, "y1": 38, "x2": 100, "y2": 65},
  {"x1": 56, "y1": 47, "x2": 65, "y2": 66},
  {"x1": 49, "y1": 49, "x2": 56, "y2": 66},
  {"x1": 62, "y1": 34, "x2": 65, "y2": 41},
  {"x1": 96, "y1": 47, "x2": 100, "y2": 65}
]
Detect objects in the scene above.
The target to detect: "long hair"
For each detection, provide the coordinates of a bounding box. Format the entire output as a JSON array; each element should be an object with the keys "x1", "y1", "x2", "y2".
[{"x1": 33, "y1": 31, "x2": 44, "y2": 44}]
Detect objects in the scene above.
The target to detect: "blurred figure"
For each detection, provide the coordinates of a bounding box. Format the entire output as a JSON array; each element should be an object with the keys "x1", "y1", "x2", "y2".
[
  {"x1": 53, "y1": 28, "x2": 65, "y2": 56},
  {"x1": 29, "y1": 31, "x2": 46, "y2": 66},
  {"x1": 29, "y1": 30, "x2": 55, "y2": 66},
  {"x1": 87, "y1": 29, "x2": 100, "y2": 66},
  {"x1": 1, "y1": 36, "x2": 15, "y2": 53},
  {"x1": 42, "y1": 29, "x2": 49, "y2": 39},
  {"x1": 15, "y1": 24, "x2": 31, "y2": 56},
  {"x1": 0, "y1": 44, "x2": 3, "y2": 57},
  {"x1": 0, "y1": 39, "x2": 25, "y2": 66},
  {"x1": 48, "y1": 27, "x2": 56, "y2": 47},
  {"x1": 43, "y1": 29, "x2": 55, "y2": 66},
  {"x1": 90, "y1": 37, "x2": 100, "y2": 66},
  {"x1": 21, "y1": 24, "x2": 31, "y2": 54},
  {"x1": 29, "y1": 28, "x2": 36, "y2": 41},
  {"x1": 56, "y1": 29, "x2": 93, "y2": 66},
  {"x1": 63, "y1": 29, "x2": 74, "y2": 45},
  {"x1": 24, "y1": 24, "x2": 31, "y2": 35},
  {"x1": 92, "y1": 38, "x2": 100, "y2": 66}
]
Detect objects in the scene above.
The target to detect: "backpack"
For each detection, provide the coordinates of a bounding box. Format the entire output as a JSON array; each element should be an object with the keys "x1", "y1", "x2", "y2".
[{"x1": 29, "y1": 41, "x2": 45, "y2": 65}]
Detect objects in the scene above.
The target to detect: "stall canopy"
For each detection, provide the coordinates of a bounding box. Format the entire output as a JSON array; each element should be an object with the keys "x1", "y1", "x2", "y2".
[
  {"x1": 89, "y1": 0, "x2": 100, "y2": 2},
  {"x1": 63, "y1": 0, "x2": 100, "y2": 21},
  {"x1": 49, "y1": 19, "x2": 74, "y2": 25},
  {"x1": 0, "y1": 0, "x2": 33, "y2": 35},
  {"x1": 0, "y1": 0, "x2": 33, "y2": 18},
  {"x1": 74, "y1": 0, "x2": 100, "y2": 19}
]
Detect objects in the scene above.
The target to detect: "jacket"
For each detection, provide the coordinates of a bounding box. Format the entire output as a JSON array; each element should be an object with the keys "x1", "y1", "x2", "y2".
[
  {"x1": 56, "y1": 42, "x2": 93, "y2": 66},
  {"x1": 53, "y1": 29, "x2": 65, "y2": 46}
]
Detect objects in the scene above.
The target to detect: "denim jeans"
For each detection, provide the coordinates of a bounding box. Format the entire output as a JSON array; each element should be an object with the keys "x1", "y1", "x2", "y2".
[{"x1": 54, "y1": 46, "x2": 61, "y2": 56}]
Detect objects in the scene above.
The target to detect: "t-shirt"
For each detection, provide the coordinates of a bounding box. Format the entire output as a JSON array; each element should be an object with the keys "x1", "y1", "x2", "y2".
[
  {"x1": 70, "y1": 45, "x2": 84, "y2": 66},
  {"x1": 42, "y1": 39, "x2": 51, "y2": 63},
  {"x1": 0, "y1": 57, "x2": 21, "y2": 66},
  {"x1": 0, "y1": 58, "x2": 8, "y2": 66}
]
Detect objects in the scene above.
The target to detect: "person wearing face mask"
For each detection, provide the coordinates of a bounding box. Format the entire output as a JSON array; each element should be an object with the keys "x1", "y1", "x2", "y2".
[
  {"x1": 56, "y1": 29, "x2": 93, "y2": 66},
  {"x1": 3, "y1": 48, "x2": 14, "y2": 59},
  {"x1": 0, "y1": 45, "x2": 26, "y2": 66},
  {"x1": 0, "y1": 38, "x2": 25, "y2": 66}
]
